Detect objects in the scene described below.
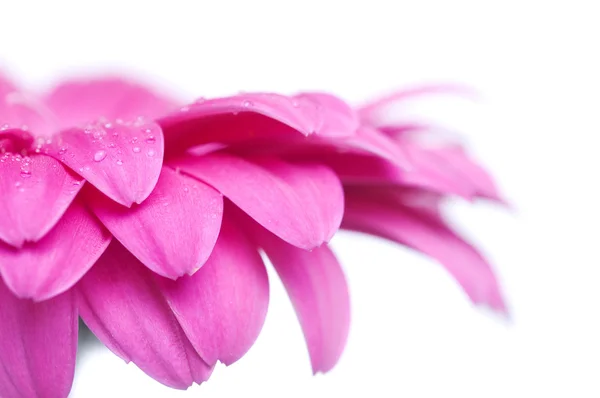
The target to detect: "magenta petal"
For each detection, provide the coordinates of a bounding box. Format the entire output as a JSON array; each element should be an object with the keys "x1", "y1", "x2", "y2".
[
  {"x1": 45, "y1": 77, "x2": 178, "y2": 129},
  {"x1": 426, "y1": 146, "x2": 504, "y2": 202},
  {"x1": 0, "y1": 199, "x2": 111, "y2": 300},
  {"x1": 258, "y1": 230, "x2": 350, "y2": 373},
  {"x1": 342, "y1": 194, "x2": 507, "y2": 311},
  {"x1": 88, "y1": 167, "x2": 223, "y2": 279},
  {"x1": 160, "y1": 92, "x2": 355, "y2": 157},
  {"x1": 0, "y1": 282, "x2": 77, "y2": 398},
  {"x1": 172, "y1": 153, "x2": 344, "y2": 249},
  {"x1": 0, "y1": 153, "x2": 84, "y2": 247},
  {"x1": 358, "y1": 84, "x2": 476, "y2": 125},
  {"x1": 157, "y1": 215, "x2": 269, "y2": 366},
  {"x1": 46, "y1": 120, "x2": 164, "y2": 206},
  {"x1": 77, "y1": 242, "x2": 213, "y2": 389},
  {"x1": 293, "y1": 92, "x2": 359, "y2": 137}
]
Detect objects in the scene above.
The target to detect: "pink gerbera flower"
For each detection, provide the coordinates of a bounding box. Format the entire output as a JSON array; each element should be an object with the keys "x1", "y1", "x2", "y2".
[{"x1": 0, "y1": 72, "x2": 506, "y2": 397}]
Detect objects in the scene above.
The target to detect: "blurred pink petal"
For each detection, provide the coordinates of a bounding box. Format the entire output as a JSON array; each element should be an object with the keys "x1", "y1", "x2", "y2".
[
  {"x1": 160, "y1": 92, "x2": 356, "y2": 157},
  {"x1": 157, "y1": 215, "x2": 269, "y2": 366},
  {"x1": 358, "y1": 84, "x2": 477, "y2": 125},
  {"x1": 258, "y1": 228, "x2": 350, "y2": 374},
  {"x1": 45, "y1": 77, "x2": 178, "y2": 128},
  {"x1": 0, "y1": 282, "x2": 76, "y2": 398},
  {"x1": 46, "y1": 120, "x2": 164, "y2": 206},
  {"x1": 87, "y1": 167, "x2": 223, "y2": 278},
  {"x1": 427, "y1": 145, "x2": 504, "y2": 202},
  {"x1": 77, "y1": 242, "x2": 213, "y2": 389},
  {"x1": 171, "y1": 153, "x2": 343, "y2": 249},
  {"x1": 0, "y1": 152, "x2": 84, "y2": 247},
  {"x1": 343, "y1": 193, "x2": 506, "y2": 311},
  {"x1": 0, "y1": 199, "x2": 111, "y2": 300}
]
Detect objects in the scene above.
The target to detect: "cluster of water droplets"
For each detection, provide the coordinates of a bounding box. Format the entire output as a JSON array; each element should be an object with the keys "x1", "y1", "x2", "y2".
[{"x1": 50, "y1": 118, "x2": 160, "y2": 168}]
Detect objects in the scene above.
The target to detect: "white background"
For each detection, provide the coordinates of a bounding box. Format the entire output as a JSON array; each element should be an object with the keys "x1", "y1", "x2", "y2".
[{"x1": 1, "y1": 0, "x2": 599, "y2": 397}]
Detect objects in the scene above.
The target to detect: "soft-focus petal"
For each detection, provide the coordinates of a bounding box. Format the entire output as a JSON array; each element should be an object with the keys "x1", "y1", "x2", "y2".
[
  {"x1": 87, "y1": 167, "x2": 223, "y2": 279},
  {"x1": 292, "y1": 92, "x2": 359, "y2": 137},
  {"x1": 287, "y1": 151, "x2": 473, "y2": 199},
  {"x1": 0, "y1": 128, "x2": 34, "y2": 153},
  {"x1": 77, "y1": 242, "x2": 213, "y2": 389},
  {"x1": 45, "y1": 77, "x2": 178, "y2": 128},
  {"x1": 157, "y1": 215, "x2": 269, "y2": 366},
  {"x1": 171, "y1": 153, "x2": 343, "y2": 249},
  {"x1": 46, "y1": 120, "x2": 164, "y2": 206},
  {"x1": 342, "y1": 194, "x2": 506, "y2": 311},
  {"x1": 258, "y1": 229, "x2": 350, "y2": 374},
  {"x1": 0, "y1": 153, "x2": 84, "y2": 247},
  {"x1": 0, "y1": 199, "x2": 111, "y2": 300},
  {"x1": 0, "y1": 282, "x2": 77, "y2": 398},
  {"x1": 358, "y1": 84, "x2": 476, "y2": 125},
  {"x1": 160, "y1": 92, "x2": 356, "y2": 157},
  {"x1": 425, "y1": 145, "x2": 504, "y2": 202}
]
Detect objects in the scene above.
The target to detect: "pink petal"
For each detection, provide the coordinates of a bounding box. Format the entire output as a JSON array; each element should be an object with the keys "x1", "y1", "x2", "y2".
[
  {"x1": 0, "y1": 282, "x2": 77, "y2": 398},
  {"x1": 171, "y1": 153, "x2": 343, "y2": 249},
  {"x1": 0, "y1": 128, "x2": 35, "y2": 153},
  {"x1": 159, "y1": 92, "x2": 355, "y2": 157},
  {"x1": 427, "y1": 145, "x2": 504, "y2": 202},
  {"x1": 45, "y1": 77, "x2": 178, "y2": 129},
  {"x1": 292, "y1": 92, "x2": 359, "y2": 137},
  {"x1": 87, "y1": 167, "x2": 223, "y2": 279},
  {"x1": 0, "y1": 153, "x2": 84, "y2": 247},
  {"x1": 77, "y1": 242, "x2": 213, "y2": 389},
  {"x1": 0, "y1": 199, "x2": 111, "y2": 300},
  {"x1": 45, "y1": 119, "x2": 164, "y2": 206},
  {"x1": 157, "y1": 215, "x2": 269, "y2": 366},
  {"x1": 342, "y1": 194, "x2": 507, "y2": 312},
  {"x1": 339, "y1": 125, "x2": 411, "y2": 169},
  {"x1": 358, "y1": 84, "x2": 477, "y2": 125},
  {"x1": 258, "y1": 228, "x2": 350, "y2": 373}
]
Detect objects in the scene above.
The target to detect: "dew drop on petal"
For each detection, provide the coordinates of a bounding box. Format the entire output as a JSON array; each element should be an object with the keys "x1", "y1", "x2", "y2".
[
  {"x1": 20, "y1": 170, "x2": 31, "y2": 178},
  {"x1": 146, "y1": 149, "x2": 156, "y2": 157},
  {"x1": 132, "y1": 146, "x2": 141, "y2": 153},
  {"x1": 93, "y1": 150, "x2": 107, "y2": 162},
  {"x1": 116, "y1": 159, "x2": 123, "y2": 165},
  {"x1": 145, "y1": 136, "x2": 156, "y2": 144},
  {"x1": 242, "y1": 100, "x2": 253, "y2": 108}
]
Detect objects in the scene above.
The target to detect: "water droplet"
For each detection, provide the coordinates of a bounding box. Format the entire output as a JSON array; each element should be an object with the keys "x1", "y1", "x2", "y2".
[
  {"x1": 14, "y1": 181, "x2": 22, "y2": 188},
  {"x1": 183, "y1": 186, "x2": 189, "y2": 193},
  {"x1": 143, "y1": 127, "x2": 153, "y2": 134},
  {"x1": 108, "y1": 143, "x2": 116, "y2": 148},
  {"x1": 58, "y1": 147, "x2": 68, "y2": 155},
  {"x1": 93, "y1": 150, "x2": 107, "y2": 162},
  {"x1": 132, "y1": 146, "x2": 141, "y2": 153},
  {"x1": 104, "y1": 122, "x2": 113, "y2": 129},
  {"x1": 72, "y1": 181, "x2": 81, "y2": 186},
  {"x1": 291, "y1": 100, "x2": 299, "y2": 108},
  {"x1": 0, "y1": 123, "x2": 9, "y2": 130},
  {"x1": 20, "y1": 170, "x2": 31, "y2": 178},
  {"x1": 242, "y1": 100, "x2": 253, "y2": 108},
  {"x1": 131, "y1": 137, "x2": 138, "y2": 143},
  {"x1": 145, "y1": 136, "x2": 156, "y2": 144},
  {"x1": 146, "y1": 149, "x2": 156, "y2": 157},
  {"x1": 116, "y1": 159, "x2": 123, "y2": 165}
]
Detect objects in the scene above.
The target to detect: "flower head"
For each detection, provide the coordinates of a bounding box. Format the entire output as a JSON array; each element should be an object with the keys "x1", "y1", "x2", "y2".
[{"x1": 0, "y1": 72, "x2": 506, "y2": 397}]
